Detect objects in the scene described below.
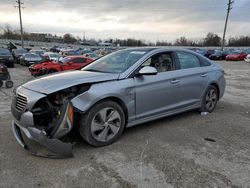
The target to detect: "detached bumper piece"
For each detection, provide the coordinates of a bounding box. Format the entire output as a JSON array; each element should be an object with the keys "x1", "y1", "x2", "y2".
[
  {"x1": 12, "y1": 102, "x2": 75, "y2": 159},
  {"x1": 12, "y1": 122, "x2": 73, "y2": 158}
]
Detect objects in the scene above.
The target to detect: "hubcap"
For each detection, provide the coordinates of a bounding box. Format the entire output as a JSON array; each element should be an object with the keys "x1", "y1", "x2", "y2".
[
  {"x1": 205, "y1": 89, "x2": 217, "y2": 111},
  {"x1": 91, "y1": 108, "x2": 121, "y2": 142}
]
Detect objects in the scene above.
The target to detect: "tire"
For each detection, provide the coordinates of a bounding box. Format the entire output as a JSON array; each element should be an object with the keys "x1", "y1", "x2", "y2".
[
  {"x1": 200, "y1": 85, "x2": 218, "y2": 113},
  {"x1": 79, "y1": 100, "x2": 125, "y2": 146},
  {"x1": 0, "y1": 81, "x2": 3, "y2": 87},
  {"x1": 5, "y1": 80, "x2": 14, "y2": 88}
]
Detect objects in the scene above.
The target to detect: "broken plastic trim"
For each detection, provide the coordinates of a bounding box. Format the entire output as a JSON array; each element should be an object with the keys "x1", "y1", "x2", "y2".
[
  {"x1": 50, "y1": 101, "x2": 74, "y2": 139},
  {"x1": 12, "y1": 102, "x2": 75, "y2": 158},
  {"x1": 12, "y1": 122, "x2": 73, "y2": 158}
]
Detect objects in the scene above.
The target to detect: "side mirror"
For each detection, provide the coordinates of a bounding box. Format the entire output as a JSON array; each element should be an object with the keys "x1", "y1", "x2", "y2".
[{"x1": 138, "y1": 66, "x2": 158, "y2": 76}]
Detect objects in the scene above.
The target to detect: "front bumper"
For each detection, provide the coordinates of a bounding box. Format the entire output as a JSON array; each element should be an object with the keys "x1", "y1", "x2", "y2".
[
  {"x1": 28, "y1": 67, "x2": 46, "y2": 76},
  {"x1": 12, "y1": 121, "x2": 73, "y2": 158},
  {"x1": 11, "y1": 87, "x2": 75, "y2": 158}
]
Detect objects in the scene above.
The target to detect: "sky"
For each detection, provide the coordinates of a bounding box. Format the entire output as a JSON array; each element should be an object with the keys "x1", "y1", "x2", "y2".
[{"x1": 0, "y1": 0, "x2": 249, "y2": 42}]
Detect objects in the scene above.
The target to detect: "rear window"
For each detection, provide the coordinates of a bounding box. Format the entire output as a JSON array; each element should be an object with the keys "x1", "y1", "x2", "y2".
[{"x1": 176, "y1": 52, "x2": 200, "y2": 69}]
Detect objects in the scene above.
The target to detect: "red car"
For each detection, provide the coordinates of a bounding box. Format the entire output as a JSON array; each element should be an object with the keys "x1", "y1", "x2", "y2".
[
  {"x1": 29, "y1": 56, "x2": 94, "y2": 76},
  {"x1": 225, "y1": 51, "x2": 247, "y2": 61}
]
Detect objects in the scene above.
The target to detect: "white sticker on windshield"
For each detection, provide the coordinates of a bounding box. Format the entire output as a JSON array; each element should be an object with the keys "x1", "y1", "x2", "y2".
[{"x1": 130, "y1": 51, "x2": 146, "y2": 55}]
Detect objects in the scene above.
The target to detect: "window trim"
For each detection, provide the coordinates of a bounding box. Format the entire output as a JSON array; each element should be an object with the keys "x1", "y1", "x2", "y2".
[{"x1": 129, "y1": 51, "x2": 177, "y2": 77}]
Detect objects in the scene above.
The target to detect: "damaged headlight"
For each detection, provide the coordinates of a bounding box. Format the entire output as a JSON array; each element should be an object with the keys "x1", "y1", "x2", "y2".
[{"x1": 31, "y1": 84, "x2": 90, "y2": 138}]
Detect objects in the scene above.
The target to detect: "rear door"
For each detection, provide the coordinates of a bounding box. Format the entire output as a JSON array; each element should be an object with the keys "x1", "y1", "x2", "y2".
[{"x1": 175, "y1": 51, "x2": 210, "y2": 107}]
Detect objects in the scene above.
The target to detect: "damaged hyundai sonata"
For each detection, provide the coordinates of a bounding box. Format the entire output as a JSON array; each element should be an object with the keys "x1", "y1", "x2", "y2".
[{"x1": 11, "y1": 48, "x2": 226, "y2": 158}]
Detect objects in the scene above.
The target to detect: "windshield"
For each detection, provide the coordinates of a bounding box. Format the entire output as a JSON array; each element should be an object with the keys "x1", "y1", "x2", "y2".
[
  {"x1": 16, "y1": 49, "x2": 28, "y2": 54},
  {"x1": 25, "y1": 53, "x2": 40, "y2": 58},
  {"x1": 82, "y1": 49, "x2": 146, "y2": 73},
  {"x1": 214, "y1": 51, "x2": 222, "y2": 55},
  {"x1": 50, "y1": 54, "x2": 59, "y2": 58},
  {"x1": 0, "y1": 49, "x2": 11, "y2": 55}
]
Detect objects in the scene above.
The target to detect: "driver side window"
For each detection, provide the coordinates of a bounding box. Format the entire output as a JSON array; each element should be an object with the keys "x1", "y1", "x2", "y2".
[{"x1": 141, "y1": 52, "x2": 174, "y2": 73}]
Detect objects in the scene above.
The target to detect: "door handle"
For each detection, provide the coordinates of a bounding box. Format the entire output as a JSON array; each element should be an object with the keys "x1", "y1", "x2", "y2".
[
  {"x1": 171, "y1": 79, "x2": 180, "y2": 84},
  {"x1": 200, "y1": 73, "x2": 207, "y2": 77}
]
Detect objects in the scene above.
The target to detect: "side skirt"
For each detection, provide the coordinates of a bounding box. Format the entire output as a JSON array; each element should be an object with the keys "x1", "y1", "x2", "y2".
[{"x1": 127, "y1": 103, "x2": 200, "y2": 128}]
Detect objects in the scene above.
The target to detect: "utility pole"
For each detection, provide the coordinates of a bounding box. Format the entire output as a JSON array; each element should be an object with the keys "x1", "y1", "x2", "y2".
[
  {"x1": 221, "y1": 0, "x2": 234, "y2": 51},
  {"x1": 16, "y1": 0, "x2": 24, "y2": 48}
]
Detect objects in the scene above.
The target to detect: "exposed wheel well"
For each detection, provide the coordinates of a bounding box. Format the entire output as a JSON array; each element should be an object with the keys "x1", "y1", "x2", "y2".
[{"x1": 210, "y1": 83, "x2": 220, "y2": 99}]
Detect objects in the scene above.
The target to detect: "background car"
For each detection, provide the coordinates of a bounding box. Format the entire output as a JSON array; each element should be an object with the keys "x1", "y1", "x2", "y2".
[
  {"x1": 245, "y1": 54, "x2": 250, "y2": 63},
  {"x1": 20, "y1": 53, "x2": 42, "y2": 66},
  {"x1": 42, "y1": 52, "x2": 60, "y2": 61},
  {"x1": 83, "y1": 52, "x2": 99, "y2": 60},
  {"x1": 12, "y1": 48, "x2": 28, "y2": 63},
  {"x1": 29, "y1": 49, "x2": 46, "y2": 57},
  {"x1": 209, "y1": 50, "x2": 230, "y2": 60},
  {"x1": 0, "y1": 48, "x2": 15, "y2": 68},
  {"x1": 12, "y1": 48, "x2": 225, "y2": 157},
  {"x1": 226, "y1": 51, "x2": 247, "y2": 61},
  {"x1": 29, "y1": 56, "x2": 94, "y2": 76}
]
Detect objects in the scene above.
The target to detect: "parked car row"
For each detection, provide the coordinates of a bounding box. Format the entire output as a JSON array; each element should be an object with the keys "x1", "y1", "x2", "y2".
[{"x1": 189, "y1": 48, "x2": 250, "y2": 61}]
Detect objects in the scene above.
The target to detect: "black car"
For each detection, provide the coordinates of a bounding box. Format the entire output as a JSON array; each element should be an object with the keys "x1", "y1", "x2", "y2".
[
  {"x1": 0, "y1": 48, "x2": 15, "y2": 68},
  {"x1": 209, "y1": 51, "x2": 230, "y2": 60},
  {"x1": 205, "y1": 49, "x2": 215, "y2": 58},
  {"x1": 12, "y1": 48, "x2": 28, "y2": 63}
]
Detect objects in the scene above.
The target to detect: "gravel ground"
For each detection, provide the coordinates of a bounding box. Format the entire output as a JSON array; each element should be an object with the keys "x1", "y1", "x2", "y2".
[{"x1": 0, "y1": 61, "x2": 250, "y2": 188}]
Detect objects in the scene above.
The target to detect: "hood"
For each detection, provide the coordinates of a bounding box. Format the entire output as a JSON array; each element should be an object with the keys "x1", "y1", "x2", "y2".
[
  {"x1": 22, "y1": 70, "x2": 119, "y2": 94},
  {"x1": 33, "y1": 61, "x2": 58, "y2": 68}
]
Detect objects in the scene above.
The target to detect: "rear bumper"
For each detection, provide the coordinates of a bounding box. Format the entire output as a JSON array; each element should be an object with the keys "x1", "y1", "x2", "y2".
[{"x1": 12, "y1": 121, "x2": 73, "y2": 158}]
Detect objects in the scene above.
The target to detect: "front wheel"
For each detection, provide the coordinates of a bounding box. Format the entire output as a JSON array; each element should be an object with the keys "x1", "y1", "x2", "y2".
[
  {"x1": 79, "y1": 100, "x2": 125, "y2": 146},
  {"x1": 200, "y1": 85, "x2": 218, "y2": 113}
]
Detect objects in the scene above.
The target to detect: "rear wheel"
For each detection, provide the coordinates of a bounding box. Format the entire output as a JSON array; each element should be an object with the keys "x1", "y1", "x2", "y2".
[
  {"x1": 200, "y1": 85, "x2": 218, "y2": 113},
  {"x1": 79, "y1": 100, "x2": 125, "y2": 146}
]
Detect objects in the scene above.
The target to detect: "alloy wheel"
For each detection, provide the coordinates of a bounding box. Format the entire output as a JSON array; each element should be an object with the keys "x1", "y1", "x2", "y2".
[
  {"x1": 91, "y1": 107, "x2": 121, "y2": 142},
  {"x1": 205, "y1": 89, "x2": 217, "y2": 111}
]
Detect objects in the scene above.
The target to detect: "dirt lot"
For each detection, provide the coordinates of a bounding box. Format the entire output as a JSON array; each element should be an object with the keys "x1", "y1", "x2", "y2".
[{"x1": 0, "y1": 61, "x2": 250, "y2": 188}]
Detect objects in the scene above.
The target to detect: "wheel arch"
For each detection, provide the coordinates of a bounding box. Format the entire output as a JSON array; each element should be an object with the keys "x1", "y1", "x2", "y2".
[
  {"x1": 210, "y1": 82, "x2": 220, "y2": 99},
  {"x1": 92, "y1": 96, "x2": 129, "y2": 124}
]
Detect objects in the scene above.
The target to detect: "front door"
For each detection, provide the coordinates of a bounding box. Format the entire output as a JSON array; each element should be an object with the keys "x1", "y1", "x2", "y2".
[{"x1": 134, "y1": 52, "x2": 182, "y2": 119}]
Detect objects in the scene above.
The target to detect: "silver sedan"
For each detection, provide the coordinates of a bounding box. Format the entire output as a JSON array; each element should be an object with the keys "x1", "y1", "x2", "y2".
[{"x1": 11, "y1": 48, "x2": 225, "y2": 157}]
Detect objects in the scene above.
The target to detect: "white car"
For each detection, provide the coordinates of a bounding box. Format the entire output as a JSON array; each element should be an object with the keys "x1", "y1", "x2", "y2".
[
  {"x1": 43, "y1": 52, "x2": 60, "y2": 61},
  {"x1": 244, "y1": 54, "x2": 250, "y2": 63}
]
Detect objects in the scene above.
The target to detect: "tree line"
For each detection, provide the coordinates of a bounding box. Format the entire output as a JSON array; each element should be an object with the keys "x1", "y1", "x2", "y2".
[{"x1": 0, "y1": 25, "x2": 249, "y2": 47}]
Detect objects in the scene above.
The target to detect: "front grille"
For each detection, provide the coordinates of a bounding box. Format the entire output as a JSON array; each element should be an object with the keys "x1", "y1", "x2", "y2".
[{"x1": 16, "y1": 94, "x2": 27, "y2": 111}]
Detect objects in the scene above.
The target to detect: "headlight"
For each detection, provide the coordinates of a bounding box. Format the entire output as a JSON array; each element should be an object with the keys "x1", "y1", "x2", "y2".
[{"x1": 13, "y1": 86, "x2": 20, "y2": 95}]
